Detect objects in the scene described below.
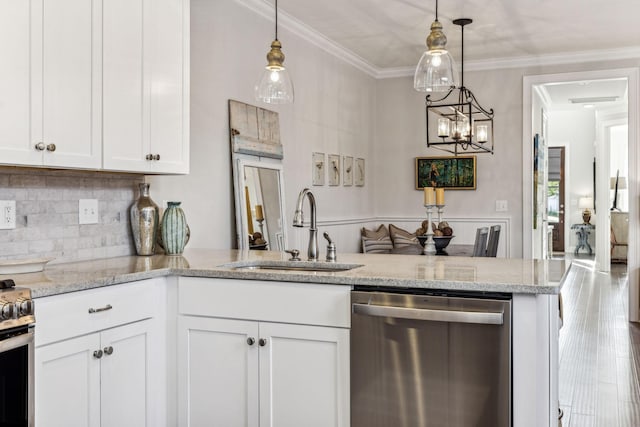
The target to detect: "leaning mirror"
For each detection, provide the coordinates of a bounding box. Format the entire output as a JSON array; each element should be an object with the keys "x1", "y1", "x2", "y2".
[
  {"x1": 229, "y1": 100, "x2": 287, "y2": 251},
  {"x1": 233, "y1": 159, "x2": 286, "y2": 250}
]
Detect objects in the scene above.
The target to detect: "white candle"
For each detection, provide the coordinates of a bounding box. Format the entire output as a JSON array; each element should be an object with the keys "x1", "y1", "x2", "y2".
[
  {"x1": 255, "y1": 205, "x2": 264, "y2": 221},
  {"x1": 435, "y1": 188, "x2": 445, "y2": 206}
]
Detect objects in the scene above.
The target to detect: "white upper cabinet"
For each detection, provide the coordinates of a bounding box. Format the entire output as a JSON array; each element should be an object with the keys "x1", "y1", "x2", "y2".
[
  {"x1": 0, "y1": 0, "x2": 101, "y2": 168},
  {"x1": 103, "y1": 0, "x2": 190, "y2": 174},
  {"x1": 0, "y1": 0, "x2": 189, "y2": 173}
]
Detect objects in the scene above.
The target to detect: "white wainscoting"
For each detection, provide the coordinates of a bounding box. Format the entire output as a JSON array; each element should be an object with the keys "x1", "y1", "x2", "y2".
[{"x1": 299, "y1": 216, "x2": 512, "y2": 258}]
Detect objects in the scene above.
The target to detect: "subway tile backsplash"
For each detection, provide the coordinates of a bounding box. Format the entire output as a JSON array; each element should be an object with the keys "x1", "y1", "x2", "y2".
[{"x1": 0, "y1": 167, "x2": 143, "y2": 263}]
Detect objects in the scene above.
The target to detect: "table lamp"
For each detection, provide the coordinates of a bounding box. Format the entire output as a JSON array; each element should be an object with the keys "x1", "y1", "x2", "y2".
[{"x1": 578, "y1": 197, "x2": 593, "y2": 224}]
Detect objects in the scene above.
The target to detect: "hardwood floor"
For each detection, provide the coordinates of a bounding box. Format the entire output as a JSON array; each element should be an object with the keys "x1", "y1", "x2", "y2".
[{"x1": 558, "y1": 258, "x2": 640, "y2": 426}]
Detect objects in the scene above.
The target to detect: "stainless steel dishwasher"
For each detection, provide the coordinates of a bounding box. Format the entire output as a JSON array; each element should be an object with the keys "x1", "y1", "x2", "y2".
[{"x1": 351, "y1": 288, "x2": 512, "y2": 427}]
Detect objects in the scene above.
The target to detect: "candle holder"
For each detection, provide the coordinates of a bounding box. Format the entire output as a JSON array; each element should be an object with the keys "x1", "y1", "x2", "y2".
[
  {"x1": 257, "y1": 218, "x2": 265, "y2": 237},
  {"x1": 423, "y1": 204, "x2": 436, "y2": 255},
  {"x1": 436, "y1": 204, "x2": 445, "y2": 225}
]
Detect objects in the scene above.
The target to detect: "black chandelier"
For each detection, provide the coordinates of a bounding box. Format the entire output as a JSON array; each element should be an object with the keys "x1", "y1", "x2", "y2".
[{"x1": 425, "y1": 18, "x2": 494, "y2": 155}]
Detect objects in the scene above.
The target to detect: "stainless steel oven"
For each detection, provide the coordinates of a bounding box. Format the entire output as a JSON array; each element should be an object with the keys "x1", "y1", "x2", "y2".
[
  {"x1": 0, "y1": 279, "x2": 35, "y2": 427},
  {"x1": 351, "y1": 288, "x2": 511, "y2": 427}
]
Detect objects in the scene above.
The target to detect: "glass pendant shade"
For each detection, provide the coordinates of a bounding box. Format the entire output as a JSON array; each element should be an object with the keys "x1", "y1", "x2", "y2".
[
  {"x1": 255, "y1": 64, "x2": 294, "y2": 104},
  {"x1": 414, "y1": 49, "x2": 459, "y2": 93}
]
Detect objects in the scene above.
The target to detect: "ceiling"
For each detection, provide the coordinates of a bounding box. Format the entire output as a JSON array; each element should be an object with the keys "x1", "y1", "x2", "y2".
[
  {"x1": 273, "y1": 0, "x2": 640, "y2": 71},
  {"x1": 259, "y1": 0, "x2": 637, "y2": 108}
]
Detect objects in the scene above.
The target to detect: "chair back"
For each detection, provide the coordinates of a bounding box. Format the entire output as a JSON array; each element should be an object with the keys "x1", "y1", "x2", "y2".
[
  {"x1": 472, "y1": 227, "x2": 489, "y2": 257},
  {"x1": 486, "y1": 225, "x2": 501, "y2": 257}
]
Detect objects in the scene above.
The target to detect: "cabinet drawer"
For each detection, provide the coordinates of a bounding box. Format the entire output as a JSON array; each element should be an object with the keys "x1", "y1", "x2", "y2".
[
  {"x1": 178, "y1": 277, "x2": 351, "y2": 328},
  {"x1": 36, "y1": 278, "x2": 163, "y2": 347}
]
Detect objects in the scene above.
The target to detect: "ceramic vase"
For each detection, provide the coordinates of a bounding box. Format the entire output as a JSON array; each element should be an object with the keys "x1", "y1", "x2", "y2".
[
  {"x1": 130, "y1": 183, "x2": 159, "y2": 256},
  {"x1": 161, "y1": 201, "x2": 189, "y2": 255}
]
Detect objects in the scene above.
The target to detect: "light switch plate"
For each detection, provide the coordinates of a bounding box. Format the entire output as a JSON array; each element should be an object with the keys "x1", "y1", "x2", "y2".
[
  {"x1": 0, "y1": 200, "x2": 16, "y2": 230},
  {"x1": 79, "y1": 199, "x2": 99, "y2": 224},
  {"x1": 495, "y1": 200, "x2": 508, "y2": 212}
]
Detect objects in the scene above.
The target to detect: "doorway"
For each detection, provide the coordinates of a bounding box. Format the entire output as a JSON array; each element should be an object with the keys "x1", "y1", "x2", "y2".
[
  {"x1": 522, "y1": 68, "x2": 639, "y2": 322},
  {"x1": 548, "y1": 147, "x2": 565, "y2": 253}
]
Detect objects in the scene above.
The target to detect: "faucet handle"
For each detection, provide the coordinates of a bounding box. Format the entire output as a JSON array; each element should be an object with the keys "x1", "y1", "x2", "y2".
[
  {"x1": 285, "y1": 249, "x2": 301, "y2": 261},
  {"x1": 323, "y1": 232, "x2": 333, "y2": 244},
  {"x1": 323, "y1": 233, "x2": 337, "y2": 263}
]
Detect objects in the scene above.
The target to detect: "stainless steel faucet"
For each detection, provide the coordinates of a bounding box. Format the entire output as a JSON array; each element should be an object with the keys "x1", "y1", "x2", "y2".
[{"x1": 293, "y1": 188, "x2": 319, "y2": 261}]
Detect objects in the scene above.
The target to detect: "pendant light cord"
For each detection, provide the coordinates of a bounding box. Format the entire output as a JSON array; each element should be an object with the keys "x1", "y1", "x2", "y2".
[
  {"x1": 460, "y1": 23, "x2": 465, "y2": 88},
  {"x1": 435, "y1": 0, "x2": 439, "y2": 21},
  {"x1": 275, "y1": 0, "x2": 279, "y2": 41}
]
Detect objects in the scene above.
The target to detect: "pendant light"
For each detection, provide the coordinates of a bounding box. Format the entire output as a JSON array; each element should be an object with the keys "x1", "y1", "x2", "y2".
[
  {"x1": 414, "y1": 0, "x2": 459, "y2": 93},
  {"x1": 424, "y1": 18, "x2": 495, "y2": 155},
  {"x1": 255, "y1": 0, "x2": 294, "y2": 104}
]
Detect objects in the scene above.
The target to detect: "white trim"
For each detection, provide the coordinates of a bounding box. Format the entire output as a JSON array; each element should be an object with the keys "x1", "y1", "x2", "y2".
[{"x1": 234, "y1": 0, "x2": 640, "y2": 79}]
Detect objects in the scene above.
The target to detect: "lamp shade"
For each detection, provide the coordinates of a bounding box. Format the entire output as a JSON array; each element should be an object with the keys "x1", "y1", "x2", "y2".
[
  {"x1": 578, "y1": 197, "x2": 593, "y2": 209},
  {"x1": 610, "y1": 176, "x2": 628, "y2": 189},
  {"x1": 414, "y1": 49, "x2": 459, "y2": 93}
]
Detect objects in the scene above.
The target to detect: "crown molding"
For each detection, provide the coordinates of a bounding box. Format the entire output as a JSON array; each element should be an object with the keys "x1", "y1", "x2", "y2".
[
  {"x1": 234, "y1": 0, "x2": 381, "y2": 78},
  {"x1": 234, "y1": 0, "x2": 640, "y2": 79}
]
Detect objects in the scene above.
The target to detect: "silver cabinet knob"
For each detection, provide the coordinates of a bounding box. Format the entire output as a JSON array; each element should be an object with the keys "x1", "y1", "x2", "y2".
[
  {"x1": 46, "y1": 143, "x2": 56, "y2": 152},
  {"x1": 93, "y1": 350, "x2": 103, "y2": 359},
  {"x1": 258, "y1": 338, "x2": 267, "y2": 347},
  {"x1": 103, "y1": 346, "x2": 114, "y2": 355},
  {"x1": 153, "y1": 154, "x2": 160, "y2": 161},
  {"x1": 247, "y1": 337, "x2": 255, "y2": 346},
  {"x1": 35, "y1": 142, "x2": 45, "y2": 151},
  {"x1": 145, "y1": 154, "x2": 153, "y2": 161}
]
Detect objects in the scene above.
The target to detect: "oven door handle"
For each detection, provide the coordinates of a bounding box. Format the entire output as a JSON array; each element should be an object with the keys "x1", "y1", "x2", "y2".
[
  {"x1": 0, "y1": 329, "x2": 34, "y2": 353},
  {"x1": 352, "y1": 303, "x2": 503, "y2": 325}
]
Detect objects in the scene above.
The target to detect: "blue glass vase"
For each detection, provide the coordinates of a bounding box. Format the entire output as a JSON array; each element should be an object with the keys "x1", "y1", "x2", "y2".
[{"x1": 160, "y1": 202, "x2": 189, "y2": 255}]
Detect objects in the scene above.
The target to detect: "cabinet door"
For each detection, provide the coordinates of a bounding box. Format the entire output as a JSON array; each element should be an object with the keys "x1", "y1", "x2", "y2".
[
  {"x1": 35, "y1": 333, "x2": 101, "y2": 427},
  {"x1": 0, "y1": 0, "x2": 42, "y2": 165},
  {"x1": 178, "y1": 316, "x2": 259, "y2": 427},
  {"x1": 100, "y1": 319, "x2": 157, "y2": 427},
  {"x1": 41, "y1": 0, "x2": 101, "y2": 169},
  {"x1": 103, "y1": 0, "x2": 189, "y2": 174},
  {"x1": 259, "y1": 323, "x2": 350, "y2": 427}
]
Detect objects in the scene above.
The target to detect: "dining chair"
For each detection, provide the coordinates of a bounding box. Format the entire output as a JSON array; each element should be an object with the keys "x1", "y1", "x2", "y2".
[
  {"x1": 472, "y1": 227, "x2": 489, "y2": 257},
  {"x1": 486, "y1": 225, "x2": 501, "y2": 257}
]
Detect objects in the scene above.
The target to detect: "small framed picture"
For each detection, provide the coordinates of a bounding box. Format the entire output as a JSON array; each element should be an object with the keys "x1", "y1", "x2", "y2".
[
  {"x1": 343, "y1": 156, "x2": 353, "y2": 186},
  {"x1": 355, "y1": 158, "x2": 365, "y2": 186},
  {"x1": 312, "y1": 152, "x2": 325, "y2": 186},
  {"x1": 328, "y1": 154, "x2": 340, "y2": 186}
]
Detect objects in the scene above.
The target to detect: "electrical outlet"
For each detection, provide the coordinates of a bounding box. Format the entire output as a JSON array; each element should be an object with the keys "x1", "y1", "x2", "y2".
[
  {"x1": 495, "y1": 200, "x2": 508, "y2": 212},
  {"x1": 0, "y1": 201, "x2": 16, "y2": 230},
  {"x1": 79, "y1": 199, "x2": 99, "y2": 224}
]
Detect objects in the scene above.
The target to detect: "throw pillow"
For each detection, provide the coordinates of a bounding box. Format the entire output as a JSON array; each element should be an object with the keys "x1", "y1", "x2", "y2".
[
  {"x1": 361, "y1": 224, "x2": 389, "y2": 240},
  {"x1": 361, "y1": 235, "x2": 393, "y2": 254},
  {"x1": 389, "y1": 224, "x2": 420, "y2": 249}
]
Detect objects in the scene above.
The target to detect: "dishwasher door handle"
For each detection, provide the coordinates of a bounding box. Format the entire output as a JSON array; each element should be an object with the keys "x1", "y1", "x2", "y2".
[{"x1": 352, "y1": 303, "x2": 503, "y2": 325}]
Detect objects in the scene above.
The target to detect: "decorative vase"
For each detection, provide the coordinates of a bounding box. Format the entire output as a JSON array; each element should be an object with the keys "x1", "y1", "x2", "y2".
[
  {"x1": 130, "y1": 183, "x2": 160, "y2": 256},
  {"x1": 161, "y1": 201, "x2": 189, "y2": 255}
]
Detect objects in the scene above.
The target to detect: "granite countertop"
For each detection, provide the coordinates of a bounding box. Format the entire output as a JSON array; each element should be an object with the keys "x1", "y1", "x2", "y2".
[{"x1": 1, "y1": 249, "x2": 570, "y2": 298}]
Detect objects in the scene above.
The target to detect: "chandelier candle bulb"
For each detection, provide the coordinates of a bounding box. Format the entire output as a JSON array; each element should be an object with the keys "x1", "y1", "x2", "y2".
[
  {"x1": 438, "y1": 118, "x2": 450, "y2": 137},
  {"x1": 476, "y1": 125, "x2": 488, "y2": 143},
  {"x1": 435, "y1": 188, "x2": 445, "y2": 205},
  {"x1": 424, "y1": 187, "x2": 436, "y2": 206}
]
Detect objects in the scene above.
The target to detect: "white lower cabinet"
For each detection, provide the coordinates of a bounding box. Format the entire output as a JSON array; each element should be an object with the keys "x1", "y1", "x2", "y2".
[
  {"x1": 177, "y1": 277, "x2": 351, "y2": 427},
  {"x1": 34, "y1": 278, "x2": 167, "y2": 427},
  {"x1": 36, "y1": 320, "x2": 155, "y2": 427}
]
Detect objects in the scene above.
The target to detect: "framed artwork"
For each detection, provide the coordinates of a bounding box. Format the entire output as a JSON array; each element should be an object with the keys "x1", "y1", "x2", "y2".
[
  {"x1": 343, "y1": 156, "x2": 353, "y2": 186},
  {"x1": 312, "y1": 152, "x2": 325, "y2": 186},
  {"x1": 229, "y1": 100, "x2": 283, "y2": 159},
  {"x1": 328, "y1": 154, "x2": 340, "y2": 186},
  {"x1": 415, "y1": 156, "x2": 476, "y2": 190},
  {"x1": 355, "y1": 158, "x2": 365, "y2": 186}
]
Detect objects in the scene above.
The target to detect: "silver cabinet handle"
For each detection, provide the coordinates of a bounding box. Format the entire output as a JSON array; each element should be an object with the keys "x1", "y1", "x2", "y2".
[
  {"x1": 153, "y1": 154, "x2": 160, "y2": 161},
  {"x1": 46, "y1": 143, "x2": 56, "y2": 152},
  {"x1": 88, "y1": 304, "x2": 112, "y2": 314},
  {"x1": 247, "y1": 337, "x2": 255, "y2": 346},
  {"x1": 35, "y1": 142, "x2": 45, "y2": 151},
  {"x1": 93, "y1": 350, "x2": 103, "y2": 359},
  {"x1": 258, "y1": 338, "x2": 267, "y2": 347},
  {"x1": 352, "y1": 303, "x2": 504, "y2": 325},
  {"x1": 145, "y1": 154, "x2": 153, "y2": 161},
  {"x1": 103, "y1": 346, "x2": 114, "y2": 355}
]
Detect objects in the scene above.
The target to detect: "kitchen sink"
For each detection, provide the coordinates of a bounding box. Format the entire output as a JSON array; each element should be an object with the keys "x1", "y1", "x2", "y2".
[{"x1": 221, "y1": 260, "x2": 362, "y2": 273}]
